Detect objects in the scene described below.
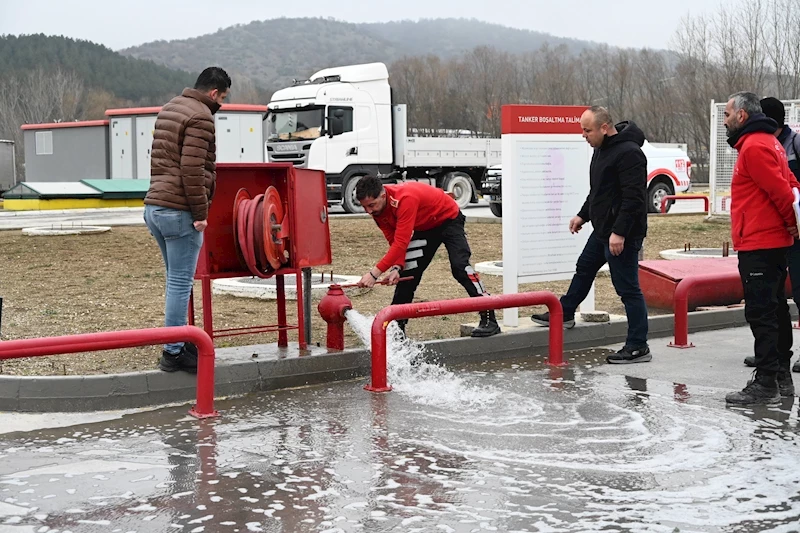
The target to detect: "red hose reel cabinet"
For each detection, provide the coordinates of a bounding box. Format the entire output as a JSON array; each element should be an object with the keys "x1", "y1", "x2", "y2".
[{"x1": 192, "y1": 163, "x2": 332, "y2": 350}]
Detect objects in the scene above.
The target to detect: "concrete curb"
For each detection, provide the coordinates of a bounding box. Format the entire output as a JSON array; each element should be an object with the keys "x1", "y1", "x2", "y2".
[{"x1": 0, "y1": 305, "x2": 775, "y2": 413}]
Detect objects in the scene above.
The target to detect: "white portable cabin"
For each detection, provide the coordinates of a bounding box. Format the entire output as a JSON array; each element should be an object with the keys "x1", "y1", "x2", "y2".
[
  {"x1": 105, "y1": 107, "x2": 159, "y2": 179},
  {"x1": 105, "y1": 104, "x2": 269, "y2": 179},
  {"x1": 214, "y1": 104, "x2": 269, "y2": 163},
  {"x1": 21, "y1": 120, "x2": 110, "y2": 182}
]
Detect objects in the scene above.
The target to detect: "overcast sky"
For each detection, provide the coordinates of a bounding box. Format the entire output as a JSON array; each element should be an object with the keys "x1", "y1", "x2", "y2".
[{"x1": 1, "y1": 0, "x2": 720, "y2": 51}]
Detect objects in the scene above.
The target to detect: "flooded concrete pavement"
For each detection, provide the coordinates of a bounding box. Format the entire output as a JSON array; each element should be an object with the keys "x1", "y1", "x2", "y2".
[{"x1": 2, "y1": 342, "x2": 800, "y2": 533}]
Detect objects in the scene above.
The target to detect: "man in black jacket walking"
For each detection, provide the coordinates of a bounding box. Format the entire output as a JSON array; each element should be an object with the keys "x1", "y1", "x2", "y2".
[{"x1": 531, "y1": 106, "x2": 651, "y2": 364}]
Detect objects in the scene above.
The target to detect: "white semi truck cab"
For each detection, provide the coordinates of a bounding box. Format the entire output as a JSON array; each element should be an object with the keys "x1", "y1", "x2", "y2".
[
  {"x1": 266, "y1": 63, "x2": 393, "y2": 213},
  {"x1": 266, "y1": 62, "x2": 500, "y2": 213}
]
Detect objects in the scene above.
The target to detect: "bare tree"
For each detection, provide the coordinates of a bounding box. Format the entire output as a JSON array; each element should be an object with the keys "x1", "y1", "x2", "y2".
[
  {"x1": 535, "y1": 44, "x2": 579, "y2": 105},
  {"x1": 740, "y1": 0, "x2": 769, "y2": 92},
  {"x1": 766, "y1": 0, "x2": 791, "y2": 95},
  {"x1": 467, "y1": 46, "x2": 510, "y2": 136},
  {"x1": 228, "y1": 74, "x2": 262, "y2": 104},
  {"x1": 0, "y1": 68, "x2": 85, "y2": 180},
  {"x1": 784, "y1": 0, "x2": 800, "y2": 97}
]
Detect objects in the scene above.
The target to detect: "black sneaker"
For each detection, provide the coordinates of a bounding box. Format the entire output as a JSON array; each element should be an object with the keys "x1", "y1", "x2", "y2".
[
  {"x1": 530, "y1": 312, "x2": 575, "y2": 329},
  {"x1": 606, "y1": 345, "x2": 652, "y2": 364},
  {"x1": 158, "y1": 344, "x2": 198, "y2": 374},
  {"x1": 743, "y1": 355, "x2": 756, "y2": 367},
  {"x1": 472, "y1": 310, "x2": 501, "y2": 338},
  {"x1": 778, "y1": 371, "x2": 795, "y2": 397},
  {"x1": 726, "y1": 372, "x2": 780, "y2": 405}
]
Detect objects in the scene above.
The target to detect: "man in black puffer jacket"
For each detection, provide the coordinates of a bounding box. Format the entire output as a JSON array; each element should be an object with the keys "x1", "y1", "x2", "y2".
[{"x1": 531, "y1": 106, "x2": 651, "y2": 364}]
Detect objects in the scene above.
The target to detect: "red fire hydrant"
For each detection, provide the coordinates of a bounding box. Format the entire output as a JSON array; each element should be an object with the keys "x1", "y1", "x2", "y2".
[{"x1": 318, "y1": 284, "x2": 353, "y2": 351}]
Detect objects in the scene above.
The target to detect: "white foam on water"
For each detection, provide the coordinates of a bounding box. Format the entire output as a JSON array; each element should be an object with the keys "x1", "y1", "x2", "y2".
[
  {"x1": 345, "y1": 310, "x2": 542, "y2": 416},
  {"x1": 339, "y1": 314, "x2": 800, "y2": 527}
]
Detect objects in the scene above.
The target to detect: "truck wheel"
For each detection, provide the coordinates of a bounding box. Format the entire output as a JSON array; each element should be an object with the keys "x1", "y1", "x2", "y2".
[
  {"x1": 342, "y1": 175, "x2": 365, "y2": 214},
  {"x1": 489, "y1": 203, "x2": 502, "y2": 217},
  {"x1": 444, "y1": 172, "x2": 474, "y2": 210},
  {"x1": 648, "y1": 181, "x2": 674, "y2": 213}
]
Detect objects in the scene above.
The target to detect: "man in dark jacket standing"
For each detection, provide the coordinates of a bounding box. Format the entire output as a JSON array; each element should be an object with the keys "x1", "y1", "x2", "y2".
[
  {"x1": 144, "y1": 67, "x2": 231, "y2": 373},
  {"x1": 531, "y1": 106, "x2": 650, "y2": 364},
  {"x1": 724, "y1": 92, "x2": 799, "y2": 405}
]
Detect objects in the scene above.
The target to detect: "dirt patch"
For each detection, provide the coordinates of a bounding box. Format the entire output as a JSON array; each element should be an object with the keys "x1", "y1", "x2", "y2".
[{"x1": 0, "y1": 215, "x2": 731, "y2": 376}]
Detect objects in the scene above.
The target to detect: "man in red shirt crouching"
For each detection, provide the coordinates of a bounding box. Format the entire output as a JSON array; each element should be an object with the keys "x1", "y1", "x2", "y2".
[{"x1": 355, "y1": 175, "x2": 501, "y2": 338}]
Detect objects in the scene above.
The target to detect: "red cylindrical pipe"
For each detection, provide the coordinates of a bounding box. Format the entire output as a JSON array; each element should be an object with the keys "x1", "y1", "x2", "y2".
[
  {"x1": 660, "y1": 194, "x2": 710, "y2": 214},
  {"x1": 367, "y1": 291, "x2": 563, "y2": 392},
  {"x1": 276, "y1": 274, "x2": 288, "y2": 348},
  {"x1": 669, "y1": 271, "x2": 742, "y2": 349},
  {"x1": 0, "y1": 326, "x2": 218, "y2": 418}
]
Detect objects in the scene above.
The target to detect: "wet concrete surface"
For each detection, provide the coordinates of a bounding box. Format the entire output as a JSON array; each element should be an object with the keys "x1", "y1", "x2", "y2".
[{"x1": 2, "y1": 342, "x2": 800, "y2": 533}]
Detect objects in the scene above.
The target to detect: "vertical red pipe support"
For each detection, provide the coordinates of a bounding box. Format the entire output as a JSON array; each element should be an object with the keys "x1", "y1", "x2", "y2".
[
  {"x1": 367, "y1": 292, "x2": 563, "y2": 392},
  {"x1": 188, "y1": 327, "x2": 218, "y2": 418},
  {"x1": 294, "y1": 269, "x2": 307, "y2": 350},
  {"x1": 201, "y1": 276, "x2": 214, "y2": 340},
  {"x1": 276, "y1": 274, "x2": 288, "y2": 347},
  {"x1": 188, "y1": 288, "x2": 195, "y2": 326},
  {"x1": 669, "y1": 271, "x2": 743, "y2": 348}
]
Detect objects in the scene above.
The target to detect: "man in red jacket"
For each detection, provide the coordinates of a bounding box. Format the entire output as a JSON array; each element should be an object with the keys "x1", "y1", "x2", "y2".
[
  {"x1": 724, "y1": 91, "x2": 800, "y2": 405},
  {"x1": 355, "y1": 175, "x2": 500, "y2": 338}
]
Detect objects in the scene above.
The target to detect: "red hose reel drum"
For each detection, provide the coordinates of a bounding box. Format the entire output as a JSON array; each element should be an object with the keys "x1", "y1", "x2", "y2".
[
  {"x1": 264, "y1": 186, "x2": 288, "y2": 270},
  {"x1": 232, "y1": 186, "x2": 289, "y2": 276},
  {"x1": 232, "y1": 188, "x2": 250, "y2": 269}
]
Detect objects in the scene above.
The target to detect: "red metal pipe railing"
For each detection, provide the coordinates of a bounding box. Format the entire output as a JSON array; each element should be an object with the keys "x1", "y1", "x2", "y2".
[
  {"x1": 0, "y1": 326, "x2": 218, "y2": 418},
  {"x1": 367, "y1": 291, "x2": 563, "y2": 392},
  {"x1": 669, "y1": 271, "x2": 742, "y2": 348},
  {"x1": 661, "y1": 194, "x2": 710, "y2": 214}
]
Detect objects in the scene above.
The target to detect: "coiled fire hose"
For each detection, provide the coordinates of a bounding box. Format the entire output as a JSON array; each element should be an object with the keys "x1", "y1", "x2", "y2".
[{"x1": 232, "y1": 186, "x2": 288, "y2": 277}]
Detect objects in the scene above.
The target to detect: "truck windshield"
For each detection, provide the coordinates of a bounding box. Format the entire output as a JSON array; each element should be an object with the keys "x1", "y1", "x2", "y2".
[{"x1": 266, "y1": 106, "x2": 325, "y2": 141}]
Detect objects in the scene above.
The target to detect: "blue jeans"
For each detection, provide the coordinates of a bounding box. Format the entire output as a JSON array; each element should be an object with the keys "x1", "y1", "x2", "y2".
[
  {"x1": 144, "y1": 205, "x2": 203, "y2": 354},
  {"x1": 561, "y1": 231, "x2": 649, "y2": 347}
]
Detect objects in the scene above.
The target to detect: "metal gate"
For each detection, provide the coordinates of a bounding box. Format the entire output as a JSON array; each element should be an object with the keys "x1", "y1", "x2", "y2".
[{"x1": 709, "y1": 99, "x2": 800, "y2": 216}]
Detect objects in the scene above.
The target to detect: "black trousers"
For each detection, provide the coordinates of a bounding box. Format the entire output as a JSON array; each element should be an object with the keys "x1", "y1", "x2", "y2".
[
  {"x1": 787, "y1": 238, "x2": 800, "y2": 304},
  {"x1": 392, "y1": 212, "x2": 487, "y2": 307},
  {"x1": 738, "y1": 247, "x2": 793, "y2": 375}
]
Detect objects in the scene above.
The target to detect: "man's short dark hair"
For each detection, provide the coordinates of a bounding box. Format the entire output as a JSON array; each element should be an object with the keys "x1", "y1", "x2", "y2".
[
  {"x1": 195, "y1": 67, "x2": 231, "y2": 92},
  {"x1": 355, "y1": 175, "x2": 384, "y2": 201},
  {"x1": 760, "y1": 96, "x2": 786, "y2": 125}
]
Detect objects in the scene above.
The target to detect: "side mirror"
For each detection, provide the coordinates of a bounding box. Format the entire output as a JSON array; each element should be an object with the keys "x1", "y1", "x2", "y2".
[{"x1": 333, "y1": 109, "x2": 345, "y2": 119}]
